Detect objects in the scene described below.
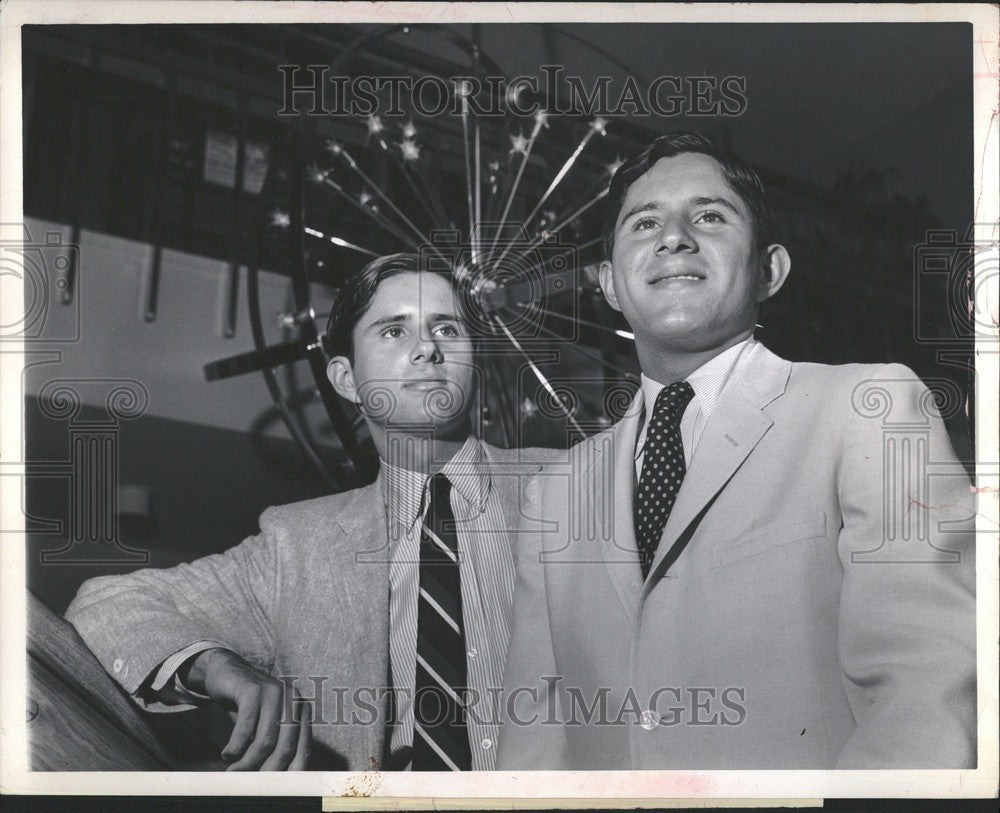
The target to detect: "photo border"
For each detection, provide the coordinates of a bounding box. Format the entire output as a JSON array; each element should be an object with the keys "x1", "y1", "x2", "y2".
[{"x1": 1, "y1": 0, "x2": 996, "y2": 803}]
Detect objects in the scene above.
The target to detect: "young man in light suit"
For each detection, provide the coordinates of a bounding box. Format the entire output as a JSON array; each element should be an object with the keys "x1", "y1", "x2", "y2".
[
  {"x1": 499, "y1": 133, "x2": 977, "y2": 769},
  {"x1": 67, "y1": 253, "x2": 558, "y2": 771}
]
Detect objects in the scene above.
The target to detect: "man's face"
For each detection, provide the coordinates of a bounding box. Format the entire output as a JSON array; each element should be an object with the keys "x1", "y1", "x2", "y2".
[
  {"x1": 600, "y1": 152, "x2": 784, "y2": 354},
  {"x1": 329, "y1": 272, "x2": 476, "y2": 435}
]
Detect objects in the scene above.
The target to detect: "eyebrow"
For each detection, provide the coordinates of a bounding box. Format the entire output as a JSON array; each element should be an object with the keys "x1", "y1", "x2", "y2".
[
  {"x1": 619, "y1": 200, "x2": 661, "y2": 224},
  {"x1": 692, "y1": 196, "x2": 742, "y2": 216},
  {"x1": 618, "y1": 195, "x2": 743, "y2": 226},
  {"x1": 365, "y1": 311, "x2": 465, "y2": 330},
  {"x1": 366, "y1": 312, "x2": 412, "y2": 330}
]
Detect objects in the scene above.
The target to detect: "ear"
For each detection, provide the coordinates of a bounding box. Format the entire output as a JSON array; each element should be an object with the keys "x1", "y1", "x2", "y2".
[
  {"x1": 327, "y1": 356, "x2": 358, "y2": 404},
  {"x1": 756, "y1": 244, "x2": 791, "y2": 303},
  {"x1": 599, "y1": 260, "x2": 622, "y2": 312}
]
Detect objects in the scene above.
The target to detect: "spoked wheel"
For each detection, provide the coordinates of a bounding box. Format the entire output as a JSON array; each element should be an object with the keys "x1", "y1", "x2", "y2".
[{"x1": 208, "y1": 24, "x2": 656, "y2": 487}]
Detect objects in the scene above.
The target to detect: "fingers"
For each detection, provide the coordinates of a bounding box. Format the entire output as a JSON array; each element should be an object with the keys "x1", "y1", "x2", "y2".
[
  {"x1": 287, "y1": 699, "x2": 313, "y2": 771},
  {"x1": 258, "y1": 695, "x2": 309, "y2": 771},
  {"x1": 226, "y1": 680, "x2": 284, "y2": 771},
  {"x1": 221, "y1": 682, "x2": 263, "y2": 763},
  {"x1": 203, "y1": 652, "x2": 311, "y2": 771}
]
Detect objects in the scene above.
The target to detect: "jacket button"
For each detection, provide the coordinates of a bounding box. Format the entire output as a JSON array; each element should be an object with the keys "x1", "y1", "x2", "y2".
[
  {"x1": 640, "y1": 710, "x2": 660, "y2": 731},
  {"x1": 112, "y1": 658, "x2": 124, "y2": 674}
]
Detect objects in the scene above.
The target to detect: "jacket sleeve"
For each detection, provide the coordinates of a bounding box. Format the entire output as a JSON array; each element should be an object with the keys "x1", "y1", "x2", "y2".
[
  {"x1": 834, "y1": 364, "x2": 977, "y2": 768},
  {"x1": 64, "y1": 506, "x2": 284, "y2": 712}
]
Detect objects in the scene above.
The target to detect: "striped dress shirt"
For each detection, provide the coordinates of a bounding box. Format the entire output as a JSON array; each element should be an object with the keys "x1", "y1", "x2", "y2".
[{"x1": 381, "y1": 436, "x2": 513, "y2": 771}]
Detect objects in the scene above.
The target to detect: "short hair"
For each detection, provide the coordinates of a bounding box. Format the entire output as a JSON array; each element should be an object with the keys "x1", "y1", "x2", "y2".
[
  {"x1": 324, "y1": 253, "x2": 458, "y2": 361},
  {"x1": 603, "y1": 132, "x2": 776, "y2": 259}
]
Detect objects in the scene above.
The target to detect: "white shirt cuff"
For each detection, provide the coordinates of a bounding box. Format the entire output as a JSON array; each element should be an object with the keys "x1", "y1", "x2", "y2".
[{"x1": 150, "y1": 640, "x2": 229, "y2": 704}]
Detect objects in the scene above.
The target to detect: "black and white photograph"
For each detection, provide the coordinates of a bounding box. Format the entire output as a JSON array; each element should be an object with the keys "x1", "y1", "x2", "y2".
[{"x1": 1, "y1": 0, "x2": 997, "y2": 804}]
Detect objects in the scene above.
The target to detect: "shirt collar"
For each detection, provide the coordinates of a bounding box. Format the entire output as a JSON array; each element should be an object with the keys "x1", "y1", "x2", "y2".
[
  {"x1": 635, "y1": 336, "x2": 757, "y2": 459},
  {"x1": 379, "y1": 435, "x2": 490, "y2": 532},
  {"x1": 641, "y1": 337, "x2": 756, "y2": 420}
]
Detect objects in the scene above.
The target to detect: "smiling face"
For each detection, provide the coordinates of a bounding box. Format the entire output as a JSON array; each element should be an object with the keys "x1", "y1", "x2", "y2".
[
  {"x1": 327, "y1": 272, "x2": 476, "y2": 440},
  {"x1": 600, "y1": 152, "x2": 789, "y2": 364}
]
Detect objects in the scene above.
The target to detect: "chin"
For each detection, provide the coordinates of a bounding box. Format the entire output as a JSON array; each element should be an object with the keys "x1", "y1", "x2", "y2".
[
  {"x1": 635, "y1": 326, "x2": 713, "y2": 355},
  {"x1": 642, "y1": 313, "x2": 705, "y2": 341},
  {"x1": 392, "y1": 404, "x2": 471, "y2": 434},
  {"x1": 666, "y1": 327, "x2": 754, "y2": 355}
]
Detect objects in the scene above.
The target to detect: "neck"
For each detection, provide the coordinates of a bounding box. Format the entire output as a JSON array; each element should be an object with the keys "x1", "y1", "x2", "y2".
[
  {"x1": 636, "y1": 330, "x2": 752, "y2": 384},
  {"x1": 370, "y1": 425, "x2": 468, "y2": 474}
]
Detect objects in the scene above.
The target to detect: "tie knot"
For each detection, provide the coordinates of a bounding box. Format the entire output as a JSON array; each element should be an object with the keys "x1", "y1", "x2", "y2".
[
  {"x1": 653, "y1": 380, "x2": 695, "y2": 423},
  {"x1": 429, "y1": 471, "x2": 452, "y2": 508},
  {"x1": 424, "y1": 472, "x2": 456, "y2": 543}
]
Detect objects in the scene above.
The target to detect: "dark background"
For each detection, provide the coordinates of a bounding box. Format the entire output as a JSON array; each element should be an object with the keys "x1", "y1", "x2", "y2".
[{"x1": 21, "y1": 23, "x2": 975, "y2": 614}]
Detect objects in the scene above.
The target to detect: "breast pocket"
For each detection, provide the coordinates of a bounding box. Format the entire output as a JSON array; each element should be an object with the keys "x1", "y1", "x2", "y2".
[{"x1": 710, "y1": 510, "x2": 828, "y2": 570}]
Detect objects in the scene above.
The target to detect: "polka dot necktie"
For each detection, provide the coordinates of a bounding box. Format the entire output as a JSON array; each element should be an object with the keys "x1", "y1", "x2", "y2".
[{"x1": 634, "y1": 381, "x2": 695, "y2": 579}]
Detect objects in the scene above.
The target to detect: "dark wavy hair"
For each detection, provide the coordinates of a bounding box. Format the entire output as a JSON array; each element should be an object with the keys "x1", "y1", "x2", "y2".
[
  {"x1": 324, "y1": 253, "x2": 457, "y2": 362},
  {"x1": 603, "y1": 132, "x2": 776, "y2": 259}
]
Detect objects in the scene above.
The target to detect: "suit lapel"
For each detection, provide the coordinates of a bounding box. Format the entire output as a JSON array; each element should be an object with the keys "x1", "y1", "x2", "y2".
[
  {"x1": 601, "y1": 392, "x2": 646, "y2": 620},
  {"x1": 643, "y1": 346, "x2": 791, "y2": 588}
]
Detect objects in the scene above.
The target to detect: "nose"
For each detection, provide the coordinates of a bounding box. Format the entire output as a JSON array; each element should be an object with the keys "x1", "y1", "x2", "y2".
[
  {"x1": 410, "y1": 332, "x2": 444, "y2": 364},
  {"x1": 655, "y1": 216, "x2": 696, "y2": 254}
]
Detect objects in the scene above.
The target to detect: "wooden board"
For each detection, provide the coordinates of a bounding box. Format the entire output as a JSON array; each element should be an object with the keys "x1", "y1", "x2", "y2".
[{"x1": 26, "y1": 590, "x2": 227, "y2": 771}]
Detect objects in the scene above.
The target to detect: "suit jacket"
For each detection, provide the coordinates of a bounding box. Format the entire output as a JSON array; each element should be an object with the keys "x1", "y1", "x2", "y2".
[
  {"x1": 66, "y1": 442, "x2": 559, "y2": 771},
  {"x1": 499, "y1": 345, "x2": 977, "y2": 770}
]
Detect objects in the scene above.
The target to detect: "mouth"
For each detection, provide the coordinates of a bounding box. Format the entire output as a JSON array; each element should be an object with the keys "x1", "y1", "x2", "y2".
[
  {"x1": 648, "y1": 270, "x2": 706, "y2": 284},
  {"x1": 403, "y1": 379, "x2": 451, "y2": 391}
]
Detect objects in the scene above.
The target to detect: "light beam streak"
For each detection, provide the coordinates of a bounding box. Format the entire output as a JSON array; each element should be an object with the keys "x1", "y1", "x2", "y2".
[
  {"x1": 521, "y1": 118, "x2": 607, "y2": 231},
  {"x1": 517, "y1": 187, "x2": 610, "y2": 255},
  {"x1": 331, "y1": 145, "x2": 439, "y2": 251},
  {"x1": 485, "y1": 113, "x2": 547, "y2": 261},
  {"x1": 303, "y1": 227, "x2": 379, "y2": 258},
  {"x1": 459, "y1": 91, "x2": 477, "y2": 262},
  {"x1": 502, "y1": 307, "x2": 639, "y2": 381},
  {"x1": 494, "y1": 316, "x2": 585, "y2": 436},
  {"x1": 316, "y1": 175, "x2": 419, "y2": 249}
]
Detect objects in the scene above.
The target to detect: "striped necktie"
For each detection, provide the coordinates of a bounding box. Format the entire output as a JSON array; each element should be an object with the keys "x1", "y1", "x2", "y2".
[
  {"x1": 412, "y1": 472, "x2": 472, "y2": 771},
  {"x1": 635, "y1": 381, "x2": 695, "y2": 579}
]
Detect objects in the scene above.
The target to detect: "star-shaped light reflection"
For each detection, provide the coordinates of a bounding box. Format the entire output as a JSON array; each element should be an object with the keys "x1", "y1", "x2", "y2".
[
  {"x1": 509, "y1": 131, "x2": 529, "y2": 155},
  {"x1": 589, "y1": 116, "x2": 609, "y2": 136},
  {"x1": 305, "y1": 163, "x2": 328, "y2": 184},
  {"x1": 402, "y1": 120, "x2": 418, "y2": 139},
  {"x1": 605, "y1": 154, "x2": 626, "y2": 176},
  {"x1": 268, "y1": 209, "x2": 291, "y2": 228},
  {"x1": 399, "y1": 140, "x2": 421, "y2": 161}
]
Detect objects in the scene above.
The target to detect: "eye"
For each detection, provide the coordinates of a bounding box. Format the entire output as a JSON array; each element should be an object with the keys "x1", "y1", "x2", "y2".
[
  {"x1": 694, "y1": 210, "x2": 725, "y2": 224},
  {"x1": 631, "y1": 216, "x2": 659, "y2": 231},
  {"x1": 380, "y1": 325, "x2": 405, "y2": 339},
  {"x1": 432, "y1": 322, "x2": 463, "y2": 338}
]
